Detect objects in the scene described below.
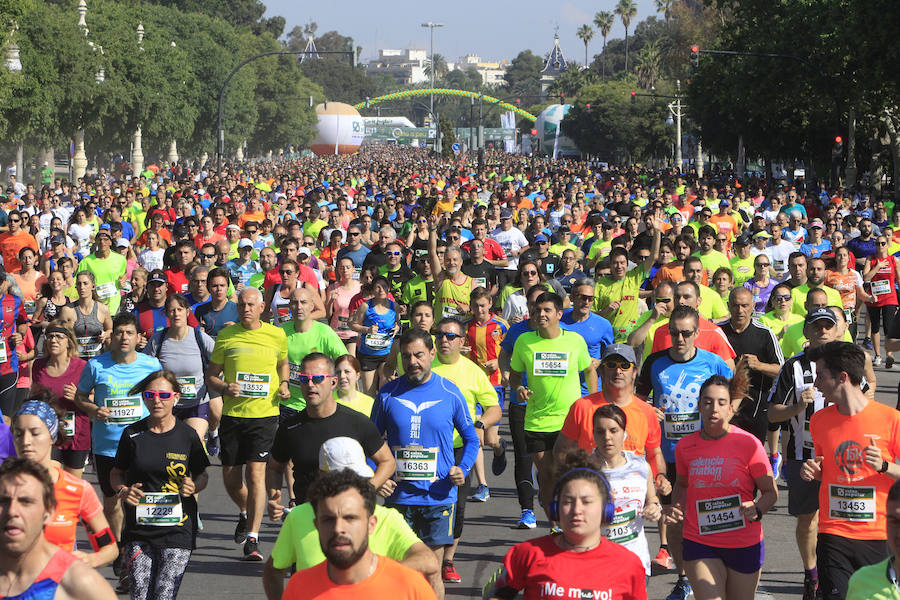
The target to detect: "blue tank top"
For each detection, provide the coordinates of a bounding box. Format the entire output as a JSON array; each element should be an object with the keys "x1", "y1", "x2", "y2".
[
  {"x1": 359, "y1": 299, "x2": 396, "y2": 356},
  {"x1": 2, "y1": 548, "x2": 76, "y2": 600}
]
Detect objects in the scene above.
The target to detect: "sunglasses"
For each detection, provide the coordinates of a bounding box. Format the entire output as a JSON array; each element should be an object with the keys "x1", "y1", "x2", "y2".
[
  {"x1": 536, "y1": 240, "x2": 548, "y2": 245},
  {"x1": 602, "y1": 359, "x2": 633, "y2": 370},
  {"x1": 773, "y1": 294, "x2": 792, "y2": 301},
  {"x1": 8, "y1": 218, "x2": 19, "y2": 223},
  {"x1": 418, "y1": 219, "x2": 428, "y2": 224},
  {"x1": 202, "y1": 253, "x2": 216, "y2": 259},
  {"x1": 669, "y1": 328, "x2": 696, "y2": 338},
  {"x1": 522, "y1": 270, "x2": 539, "y2": 276},
  {"x1": 348, "y1": 231, "x2": 361, "y2": 237},
  {"x1": 386, "y1": 251, "x2": 402, "y2": 256},
  {"x1": 434, "y1": 331, "x2": 463, "y2": 341},
  {"x1": 298, "y1": 373, "x2": 332, "y2": 385},
  {"x1": 878, "y1": 241, "x2": 889, "y2": 246},
  {"x1": 655, "y1": 297, "x2": 672, "y2": 303},
  {"x1": 280, "y1": 269, "x2": 295, "y2": 275},
  {"x1": 574, "y1": 293, "x2": 594, "y2": 301},
  {"x1": 142, "y1": 390, "x2": 176, "y2": 401}
]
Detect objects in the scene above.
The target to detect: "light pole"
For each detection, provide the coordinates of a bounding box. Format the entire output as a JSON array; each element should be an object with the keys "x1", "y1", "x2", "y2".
[{"x1": 421, "y1": 21, "x2": 443, "y2": 151}]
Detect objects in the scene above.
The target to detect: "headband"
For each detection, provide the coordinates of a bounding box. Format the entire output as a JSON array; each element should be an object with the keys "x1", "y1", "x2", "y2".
[{"x1": 16, "y1": 401, "x2": 59, "y2": 443}]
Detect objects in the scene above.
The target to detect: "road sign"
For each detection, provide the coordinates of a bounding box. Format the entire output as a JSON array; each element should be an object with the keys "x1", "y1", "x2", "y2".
[{"x1": 451, "y1": 143, "x2": 461, "y2": 153}]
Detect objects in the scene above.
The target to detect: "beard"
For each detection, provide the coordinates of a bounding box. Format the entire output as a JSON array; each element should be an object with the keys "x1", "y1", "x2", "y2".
[{"x1": 322, "y1": 534, "x2": 369, "y2": 569}]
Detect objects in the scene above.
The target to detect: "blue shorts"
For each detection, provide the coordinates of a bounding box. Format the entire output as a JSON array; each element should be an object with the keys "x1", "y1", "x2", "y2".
[
  {"x1": 388, "y1": 503, "x2": 455, "y2": 547},
  {"x1": 173, "y1": 402, "x2": 210, "y2": 421},
  {"x1": 494, "y1": 386, "x2": 506, "y2": 410},
  {"x1": 682, "y1": 538, "x2": 765, "y2": 574}
]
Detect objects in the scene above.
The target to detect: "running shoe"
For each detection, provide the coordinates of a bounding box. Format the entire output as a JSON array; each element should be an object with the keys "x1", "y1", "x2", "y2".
[
  {"x1": 516, "y1": 509, "x2": 537, "y2": 529},
  {"x1": 802, "y1": 577, "x2": 818, "y2": 600},
  {"x1": 469, "y1": 484, "x2": 490, "y2": 502},
  {"x1": 887, "y1": 356, "x2": 896, "y2": 369},
  {"x1": 234, "y1": 513, "x2": 248, "y2": 544},
  {"x1": 874, "y1": 355, "x2": 884, "y2": 367},
  {"x1": 441, "y1": 560, "x2": 462, "y2": 583},
  {"x1": 769, "y1": 452, "x2": 783, "y2": 480},
  {"x1": 666, "y1": 576, "x2": 693, "y2": 600},
  {"x1": 652, "y1": 547, "x2": 674, "y2": 570},
  {"x1": 863, "y1": 337, "x2": 874, "y2": 350},
  {"x1": 207, "y1": 433, "x2": 220, "y2": 457},
  {"x1": 492, "y1": 439, "x2": 508, "y2": 476},
  {"x1": 242, "y1": 537, "x2": 264, "y2": 562}
]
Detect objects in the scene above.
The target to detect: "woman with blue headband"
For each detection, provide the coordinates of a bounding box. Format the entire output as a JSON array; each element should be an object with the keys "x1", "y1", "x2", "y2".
[{"x1": 12, "y1": 398, "x2": 119, "y2": 568}]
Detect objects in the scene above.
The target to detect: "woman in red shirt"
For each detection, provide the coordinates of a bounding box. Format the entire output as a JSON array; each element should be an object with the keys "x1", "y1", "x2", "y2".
[{"x1": 862, "y1": 234, "x2": 900, "y2": 367}]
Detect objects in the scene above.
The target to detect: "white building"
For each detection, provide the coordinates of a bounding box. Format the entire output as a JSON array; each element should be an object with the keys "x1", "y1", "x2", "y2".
[
  {"x1": 456, "y1": 54, "x2": 509, "y2": 85},
  {"x1": 366, "y1": 49, "x2": 429, "y2": 85}
]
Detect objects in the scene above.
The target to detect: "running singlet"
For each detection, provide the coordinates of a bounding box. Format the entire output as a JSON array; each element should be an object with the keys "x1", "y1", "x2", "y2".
[
  {"x1": 637, "y1": 349, "x2": 733, "y2": 462},
  {"x1": 0, "y1": 548, "x2": 77, "y2": 600},
  {"x1": 865, "y1": 257, "x2": 899, "y2": 307},
  {"x1": 465, "y1": 315, "x2": 509, "y2": 387},
  {"x1": 358, "y1": 300, "x2": 397, "y2": 357},
  {"x1": 676, "y1": 426, "x2": 771, "y2": 548},
  {"x1": 433, "y1": 275, "x2": 473, "y2": 320},
  {"x1": 811, "y1": 400, "x2": 900, "y2": 540},
  {"x1": 603, "y1": 452, "x2": 652, "y2": 575}
]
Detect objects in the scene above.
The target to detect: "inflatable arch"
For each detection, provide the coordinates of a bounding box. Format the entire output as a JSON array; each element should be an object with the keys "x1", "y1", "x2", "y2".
[{"x1": 353, "y1": 89, "x2": 538, "y2": 122}]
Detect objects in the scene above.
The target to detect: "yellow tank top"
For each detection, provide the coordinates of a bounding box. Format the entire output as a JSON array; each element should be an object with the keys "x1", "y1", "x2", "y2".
[{"x1": 434, "y1": 275, "x2": 473, "y2": 321}]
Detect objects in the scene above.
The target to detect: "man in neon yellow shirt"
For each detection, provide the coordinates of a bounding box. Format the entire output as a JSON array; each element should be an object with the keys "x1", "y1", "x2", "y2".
[
  {"x1": 75, "y1": 228, "x2": 126, "y2": 314},
  {"x1": 693, "y1": 225, "x2": 731, "y2": 276},
  {"x1": 683, "y1": 256, "x2": 729, "y2": 321},
  {"x1": 790, "y1": 257, "x2": 843, "y2": 316},
  {"x1": 729, "y1": 236, "x2": 755, "y2": 285},
  {"x1": 781, "y1": 290, "x2": 852, "y2": 357},
  {"x1": 593, "y1": 212, "x2": 663, "y2": 341}
]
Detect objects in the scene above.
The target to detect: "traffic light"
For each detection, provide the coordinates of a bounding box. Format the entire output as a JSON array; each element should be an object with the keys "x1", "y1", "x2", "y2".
[
  {"x1": 690, "y1": 45, "x2": 700, "y2": 69},
  {"x1": 630, "y1": 91, "x2": 636, "y2": 104},
  {"x1": 833, "y1": 135, "x2": 843, "y2": 156},
  {"x1": 560, "y1": 93, "x2": 565, "y2": 103},
  {"x1": 530, "y1": 129, "x2": 537, "y2": 136},
  {"x1": 585, "y1": 103, "x2": 591, "y2": 110},
  {"x1": 515, "y1": 98, "x2": 521, "y2": 105}
]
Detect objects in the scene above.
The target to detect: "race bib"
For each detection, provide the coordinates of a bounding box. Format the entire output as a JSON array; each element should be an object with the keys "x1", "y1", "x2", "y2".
[
  {"x1": 803, "y1": 419, "x2": 814, "y2": 451},
  {"x1": 664, "y1": 412, "x2": 700, "y2": 439},
  {"x1": 532, "y1": 351, "x2": 569, "y2": 377},
  {"x1": 0, "y1": 340, "x2": 6, "y2": 364},
  {"x1": 829, "y1": 485, "x2": 876, "y2": 521},
  {"x1": 63, "y1": 411, "x2": 75, "y2": 437},
  {"x1": 773, "y1": 259, "x2": 786, "y2": 272},
  {"x1": 176, "y1": 376, "x2": 197, "y2": 401},
  {"x1": 696, "y1": 495, "x2": 745, "y2": 535},
  {"x1": 395, "y1": 447, "x2": 439, "y2": 481},
  {"x1": 364, "y1": 332, "x2": 391, "y2": 350},
  {"x1": 236, "y1": 372, "x2": 270, "y2": 398},
  {"x1": 96, "y1": 281, "x2": 117, "y2": 300},
  {"x1": 441, "y1": 304, "x2": 460, "y2": 318},
  {"x1": 23, "y1": 300, "x2": 35, "y2": 317},
  {"x1": 352, "y1": 268, "x2": 361, "y2": 281},
  {"x1": 337, "y1": 316, "x2": 350, "y2": 331},
  {"x1": 871, "y1": 279, "x2": 891, "y2": 296},
  {"x1": 288, "y1": 363, "x2": 303, "y2": 387},
  {"x1": 274, "y1": 310, "x2": 291, "y2": 325},
  {"x1": 105, "y1": 396, "x2": 142, "y2": 424},
  {"x1": 473, "y1": 277, "x2": 487, "y2": 289},
  {"x1": 77, "y1": 336, "x2": 102, "y2": 358},
  {"x1": 603, "y1": 509, "x2": 638, "y2": 544},
  {"x1": 136, "y1": 492, "x2": 183, "y2": 526}
]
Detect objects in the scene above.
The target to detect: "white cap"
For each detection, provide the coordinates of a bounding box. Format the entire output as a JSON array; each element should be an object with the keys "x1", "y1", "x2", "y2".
[
  {"x1": 297, "y1": 246, "x2": 311, "y2": 256},
  {"x1": 238, "y1": 238, "x2": 253, "y2": 249},
  {"x1": 318, "y1": 437, "x2": 374, "y2": 477},
  {"x1": 43, "y1": 161, "x2": 49, "y2": 167},
  {"x1": 116, "y1": 238, "x2": 130, "y2": 248},
  {"x1": 226, "y1": 223, "x2": 241, "y2": 231}
]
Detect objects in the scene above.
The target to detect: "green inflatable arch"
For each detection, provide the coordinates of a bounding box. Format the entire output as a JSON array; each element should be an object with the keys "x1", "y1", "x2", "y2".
[{"x1": 354, "y1": 88, "x2": 537, "y2": 122}]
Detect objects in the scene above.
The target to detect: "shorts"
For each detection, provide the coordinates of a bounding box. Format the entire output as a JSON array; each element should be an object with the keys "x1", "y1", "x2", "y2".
[
  {"x1": 682, "y1": 538, "x2": 765, "y2": 574},
  {"x1": 173, "y1": 402, "x2": 210, "y2": 421},
  {"x1": 51, "y1": 448, "x2": 89, "y2": 470},
  {"x1": 388, "y1": 503, "x2": 455, "y2": 547},
  {"x1": 817, "y1": 533, "x2": 890, "y2": 600},
  {"x1": 219, "y1": 415, "x2": 278, "y2": 467},
  {"x1": 868, "y1": 304, "x2": 898, "y2": 336},
  {"x1": 0, "y1": 372, "x2": 19, "y2": 419},
  {"x1": 357, "y1": 353, "x2": 385, "y2": 372},
  {"x1": 278, "y1": 404, "x2": 302, "y2": 425},
  {"x1": 494, "y1": 386, "x2": 506, "y2": 410},
  {"x1": 659, "y1": 462, "x2": 679, "y2": 504},
  {"x1": 524, "y1": 430, "x2": 559, "y2": 454},
  {"x1": 784, "y1": 459, "x2": 820, "y2": 516},
  {"x1": 93, "y1": 454, "x2": 117, "y2": 498}
]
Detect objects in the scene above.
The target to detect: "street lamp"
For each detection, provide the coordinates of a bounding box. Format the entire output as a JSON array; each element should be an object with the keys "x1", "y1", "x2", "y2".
[{"x1": 421, "y1": 21, "x2": 443, "y2": 150}]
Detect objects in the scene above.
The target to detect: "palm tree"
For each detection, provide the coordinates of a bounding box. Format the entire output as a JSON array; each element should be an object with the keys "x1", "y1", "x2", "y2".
[
  {"x1": 655, "y1": 0, "x2": 674, "y2": 24},
  {"x1": 593, "y1": 11, "x2": 614, "y2": 80},
  {"x1": 576, "y1": 24, "x2": 594, "y2": 68},
  {"x1": 636, "y1": 40, "x2": 661, "y2": 90},
  {"x1": 616, "y1": 0, "x2": 638, "y2": 72}
]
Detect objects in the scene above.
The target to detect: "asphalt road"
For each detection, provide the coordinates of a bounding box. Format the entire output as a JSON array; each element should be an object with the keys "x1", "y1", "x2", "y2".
[{"x1": 83, "y1": 361, "x2": 900, "y2": 599}]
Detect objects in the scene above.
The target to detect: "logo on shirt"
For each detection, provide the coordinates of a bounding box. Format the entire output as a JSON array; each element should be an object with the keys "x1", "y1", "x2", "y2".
[
  {"x1": 835, "y1": 440, "x2": 865, "y2": 477},
  {"x1": 395, "y1": 398, "x2": 441, "y2": 414}
]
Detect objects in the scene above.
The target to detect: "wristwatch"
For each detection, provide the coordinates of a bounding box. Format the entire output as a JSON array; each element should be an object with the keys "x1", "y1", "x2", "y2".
[
  {"x1": 880, "y1": 460, "x2": 890, "y2": 474},
  {"x1": 474, "y1": 420, "x2": 485, "y2": 430}
]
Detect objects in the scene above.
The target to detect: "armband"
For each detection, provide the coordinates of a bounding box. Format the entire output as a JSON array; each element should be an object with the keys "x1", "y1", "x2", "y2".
[{"x1": 89, "y1": 527, "x2": 116, "y2": 552}]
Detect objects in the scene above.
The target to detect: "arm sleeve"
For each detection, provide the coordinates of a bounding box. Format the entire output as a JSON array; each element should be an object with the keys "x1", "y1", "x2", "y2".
[
  {"x1": 370, "y1": 393, "x2": 386, "y2": 435},
  {"x1": 269, "y1": 512, "x2": 297, "y2": 570},
  {"x1": 644, "y1": 402, "x2": 662, "y2": 450},
  {"x1": 747, "y1": 436, "x2": 773, "y2": 479},
  {"x1": 509, "y1": 337, "x2": 526, "y2": 373},
  {"x1": 576, "y1": 337, "x2": 592, "y2": 371},
  {"x1": 635, "y1": 353, "x2": 658, "y2": 399},
  {"x1": 358, "y1": 416, "x2": 385, "y2": 457},
  {"x1": 559, "y1": 401, "x2": 583, "y2": 443}
]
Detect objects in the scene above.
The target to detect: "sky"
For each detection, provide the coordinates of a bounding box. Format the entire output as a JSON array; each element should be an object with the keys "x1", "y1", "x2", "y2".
[{"x1": 263, "y1": 0, "x2": 661, "y2": 65}]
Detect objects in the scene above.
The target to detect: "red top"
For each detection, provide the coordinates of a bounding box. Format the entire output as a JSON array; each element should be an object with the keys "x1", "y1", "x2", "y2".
[
  {"x1": 33, "y1": 357, "x2": 89, "y2": 451},
  {"x1": 650, "y1": 317, "x2": 737, "y2": 359},
  {"x1": 865, "y1": 256, "x2": 898, "y2": 307}
]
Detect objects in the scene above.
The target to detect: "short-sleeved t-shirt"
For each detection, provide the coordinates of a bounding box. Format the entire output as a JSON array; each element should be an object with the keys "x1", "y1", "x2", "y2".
[
  {"x1": 594, "y1": 265, "x2": 647, "y2": 342},
  {"x1": 271, "y1": 404, "x2": 384, "y2": 503},
  {"x1": 76, "y1": 352, "x2": 162, "y2": 457},
  {"x1": 676, "y1": 426, "x2": 771, "y2": 547},
  {"x1": 44, "y1": 466, "x2": 103, "y2": 552},
  {"x1": 76, "y1": 253, "x2": 127, "y2": 314},
  {"x1": 143, "y1": 329, "x2": 215, "y2": 407},
  {"x1": 845, "y1": 557, "x2": 897, "y2": 600},
  {"x1": 697, "y1": 284, "x2": 729, "y2": 320},
  {"x1": 511, "y1": 330, "x2": 592, "y2": 433},
  {"x1": 195, "y1": 301, "x2": 239, "y2": 338},
  {"x1": 811, "y1": 400, "x2": 900, "y2": 540},
  {"x1": 210, "y1": 322, "x2": 288, "y2": 418},
  {"x1": 271, "y1": 503, "x2": 421, "y2": 571},
  {"x1": 335, "y1": 391, "x2": 375, "y2": 417},
  {"x1": 693, "y1": 250, "x2": 731, "y2": 279},
  {"x1": 431, "y1": 355, "x2": 498, "y2": 448},
  {"x1": 650, "y1": 316, "x2": 737, "y2": 360},
  {"x1": 283, "y1": 555, "x2": 437, "y2": 600},
  {"x1": 560, "y1": 392, "x2": 661, "y2": 458},
  {"x1": 281, "y1": 320, "x2": 349, "y2": 411},
  {"x1": 560, "y1": 310, "x2": 614, "y2": 394},
  {"x1": 790, "y1": 284, "x2": 843, "y2": 316},
  {"x1": 493, "y1": 535, "x2": 646, "y2": 600}
]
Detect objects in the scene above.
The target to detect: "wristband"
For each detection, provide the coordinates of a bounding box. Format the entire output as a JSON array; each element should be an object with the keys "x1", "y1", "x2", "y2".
[
  {"x1": 474, "y1": 420, "x2": 485, "y2": 430},
  {"x1": 880, "y1": 460, "x2": 890, "y2": 474}
]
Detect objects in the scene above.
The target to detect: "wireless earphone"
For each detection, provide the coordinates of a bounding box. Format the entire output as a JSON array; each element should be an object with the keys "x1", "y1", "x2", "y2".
[{"x1": 548, "y1": 467, "x2": 616, "y2": 524}]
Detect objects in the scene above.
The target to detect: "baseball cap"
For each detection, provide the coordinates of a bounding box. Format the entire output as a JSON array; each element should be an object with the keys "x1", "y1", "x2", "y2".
[
  {"x1": 50, "y1": 235, "x2": 65, "y2": 246},
  {"x1": 238, "y1": 238, "x2": 253, "y2": 250},
  {"x1": 500, "y1": 208, "x2": 513, "y2": 220},
  {"x1": 753, "y1": 231, "x2": 772, "y2": 239},
  {"x1": 116, "y1": 238, "x2": 130, "y2": 248},
  {"x1": 534, "y1": 233, "x2": 549, "y2": 243},
  {"x1": 98, "y1": 223, "x2": 111, "y2": 232},
  {"x1": 226, "y1": 223, "x2": 241, "y2": 231},
  {"x1": 719, "y1": 198, "x2": 730, "y2": 206},
  {"x1": 147, "y1": 270, "x2": 167, "y2": 286},
  {"x1": 601, "y1": 343, "x2": 637, "y2": 365},
  {"x1": 809, "y1": 218, "x2": 824, "y2": 229},
  {"x1": 805, "y1": 307, "x2": 836, "y2": 325},
  {"x1": 318, "y1": 437, "x2": 374, "y2": 477},
  {"x1": 297, "y1": 246, "x2": 311, "y2": 257},
  {"x1": 734, "y1": 234, "x2": 751, "y2": 246}
]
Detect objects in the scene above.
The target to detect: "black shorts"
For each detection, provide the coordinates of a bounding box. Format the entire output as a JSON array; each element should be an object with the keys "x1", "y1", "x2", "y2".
[
  {"x1": 659, "y1": 462, "x2": 679, "y2": 504},
  {"x1": 52, "y1": 448, "x2": 90, "y2": 471},
  {"x1": 524, "y1": 430, "x2": 559, "y2": 454},
  {"x1": 357, "y1": 353, "x2": 385, "y2": 372},
  {"x1": 219, "y1": 415, "x2": 278, "y2": 467},
  {"x1": 817, "y1": 532, "x2": 889, "y2": 600},
  {"x1": 173, "y1": 402, "x2": 210, "y2": 421},
  {"x1": 278, "y1": 404, "x2": 302, "y2": 425},
  {"x1": 93, "y1": 454, "x2": 117, "y2": 498},
  {"x1": 868, "y1": 304, "x2": 898, "y2": 336},
  {"x1": 784, "y1": 459, "x2": 820, "y2": 516},
  {"x1": 0, "y1": 372, "x2": 19, "y2": 419}
]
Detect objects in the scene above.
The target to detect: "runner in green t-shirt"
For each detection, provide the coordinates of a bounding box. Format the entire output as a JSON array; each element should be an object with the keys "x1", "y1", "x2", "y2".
[
  {"x1": 75, "y1": 230, "x2": 126, "y2": 314},
  {"x1": 510, "y1": 291, "x2": 595, "y2": 521}
]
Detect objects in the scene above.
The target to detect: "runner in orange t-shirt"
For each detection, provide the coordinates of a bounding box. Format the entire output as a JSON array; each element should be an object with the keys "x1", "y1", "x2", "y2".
[
  {"x1": 801, "y1": 341, "x2": 900, "y2": 600},
  {"x1": 0, "y1": 211, "x2": 38, "y2": 273}
]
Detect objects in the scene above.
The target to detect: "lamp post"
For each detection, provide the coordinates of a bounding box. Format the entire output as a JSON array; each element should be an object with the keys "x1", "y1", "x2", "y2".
[
  {"x1": 72, "y1": 2, "x2": 104, "y2": 181},
  {"x1": 421, "y1": 21, "x2": 443, "y2": 151},
  {"x1": 132, "y1": 21, "x2": 144, "y2": 177}
]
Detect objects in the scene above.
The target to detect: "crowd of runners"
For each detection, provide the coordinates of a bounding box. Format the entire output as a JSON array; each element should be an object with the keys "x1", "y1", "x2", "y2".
[{"x1": 0, "y1": 147, "x2": 897, "y2": 599}]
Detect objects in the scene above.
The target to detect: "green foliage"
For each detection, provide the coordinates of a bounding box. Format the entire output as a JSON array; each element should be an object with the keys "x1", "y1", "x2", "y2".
[
  {"x1": 300, "y1": 60, "x2": 373, "y2": 104},
  {"x1": 561, "y1": 77, "x2": 673, "y2": 162},
  {"x1": 141, "y1": 0, "x2": 266, "y2": 29},
  {"x1": 439, "y1": 114, "x2": 455, "y2": 160},
  {"x1": 503, "y1": 50, "x2": 544, "y2": 99}
]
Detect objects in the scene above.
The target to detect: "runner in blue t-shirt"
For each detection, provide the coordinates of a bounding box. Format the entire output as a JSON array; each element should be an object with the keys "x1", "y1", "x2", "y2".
[
  {"x1": 560, "y1": 282, "x2": 614, "y2": 394},
  {"x1": 371, "y1": 328, "x2": 478, "y2": 574}
]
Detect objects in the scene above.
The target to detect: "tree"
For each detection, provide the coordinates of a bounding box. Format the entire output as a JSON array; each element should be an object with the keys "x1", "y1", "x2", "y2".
[
  {"x1": 576, "y1": 25, "x2": 594, "y2": 66},
  {"x1": 503, "y1": 50, "x2": 544, "y2": 99},
  {"x1": 439, "y1": 114, "x2": 455, "y2": 159},
  {"x1": 141, "y1": 0, "x2": 266, "y2": 29},
  {"x1": 593, "y1": 11, "x2": 615, "y2": 80},
  {"x1": 635, "y1": 40, "x2": 661, "y2": 90},
  {"x1": 425, "y1": 53, "x2": 449, "y2": 81},
  {"x1": 655, "y1": 0, "x2": 674, "y2": 23},
  {"x1": 300, "y1": 60, "x2": 373, "y2": 103},
  {"x1": 616, "y1": 0, "x2": 638, "y2": 72},
  {"x1": 548, "y1": 66, "x2": 598, "y2": 98}
]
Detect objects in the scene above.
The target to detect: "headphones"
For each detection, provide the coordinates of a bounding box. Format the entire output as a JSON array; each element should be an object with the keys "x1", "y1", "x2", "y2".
[{"x1": 548, "y1": 468, "x2": 616, "y2": 524}]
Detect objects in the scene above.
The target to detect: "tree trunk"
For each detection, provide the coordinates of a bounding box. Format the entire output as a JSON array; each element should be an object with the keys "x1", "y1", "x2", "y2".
[
  {"x1": 882, "y1": 106, "x2": 900, "y2": 197},
  {"x1": 845, "y1": 106, "x2": 858, "y2": 186}
]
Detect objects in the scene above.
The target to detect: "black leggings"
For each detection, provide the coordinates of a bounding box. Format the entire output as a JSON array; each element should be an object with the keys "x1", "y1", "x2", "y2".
[
  {"x1": 508, "y1": 402, "x2": 534, "y2": 511},
  {"x1": 868, "y1": 304, "x2": 898, "y2": 337},
  {"x1": 0, "y1": 373, "x2": 19, "y2": 419},
  {"x1": 453, "y1": 446, "x2": 473, "y2": 540}
]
